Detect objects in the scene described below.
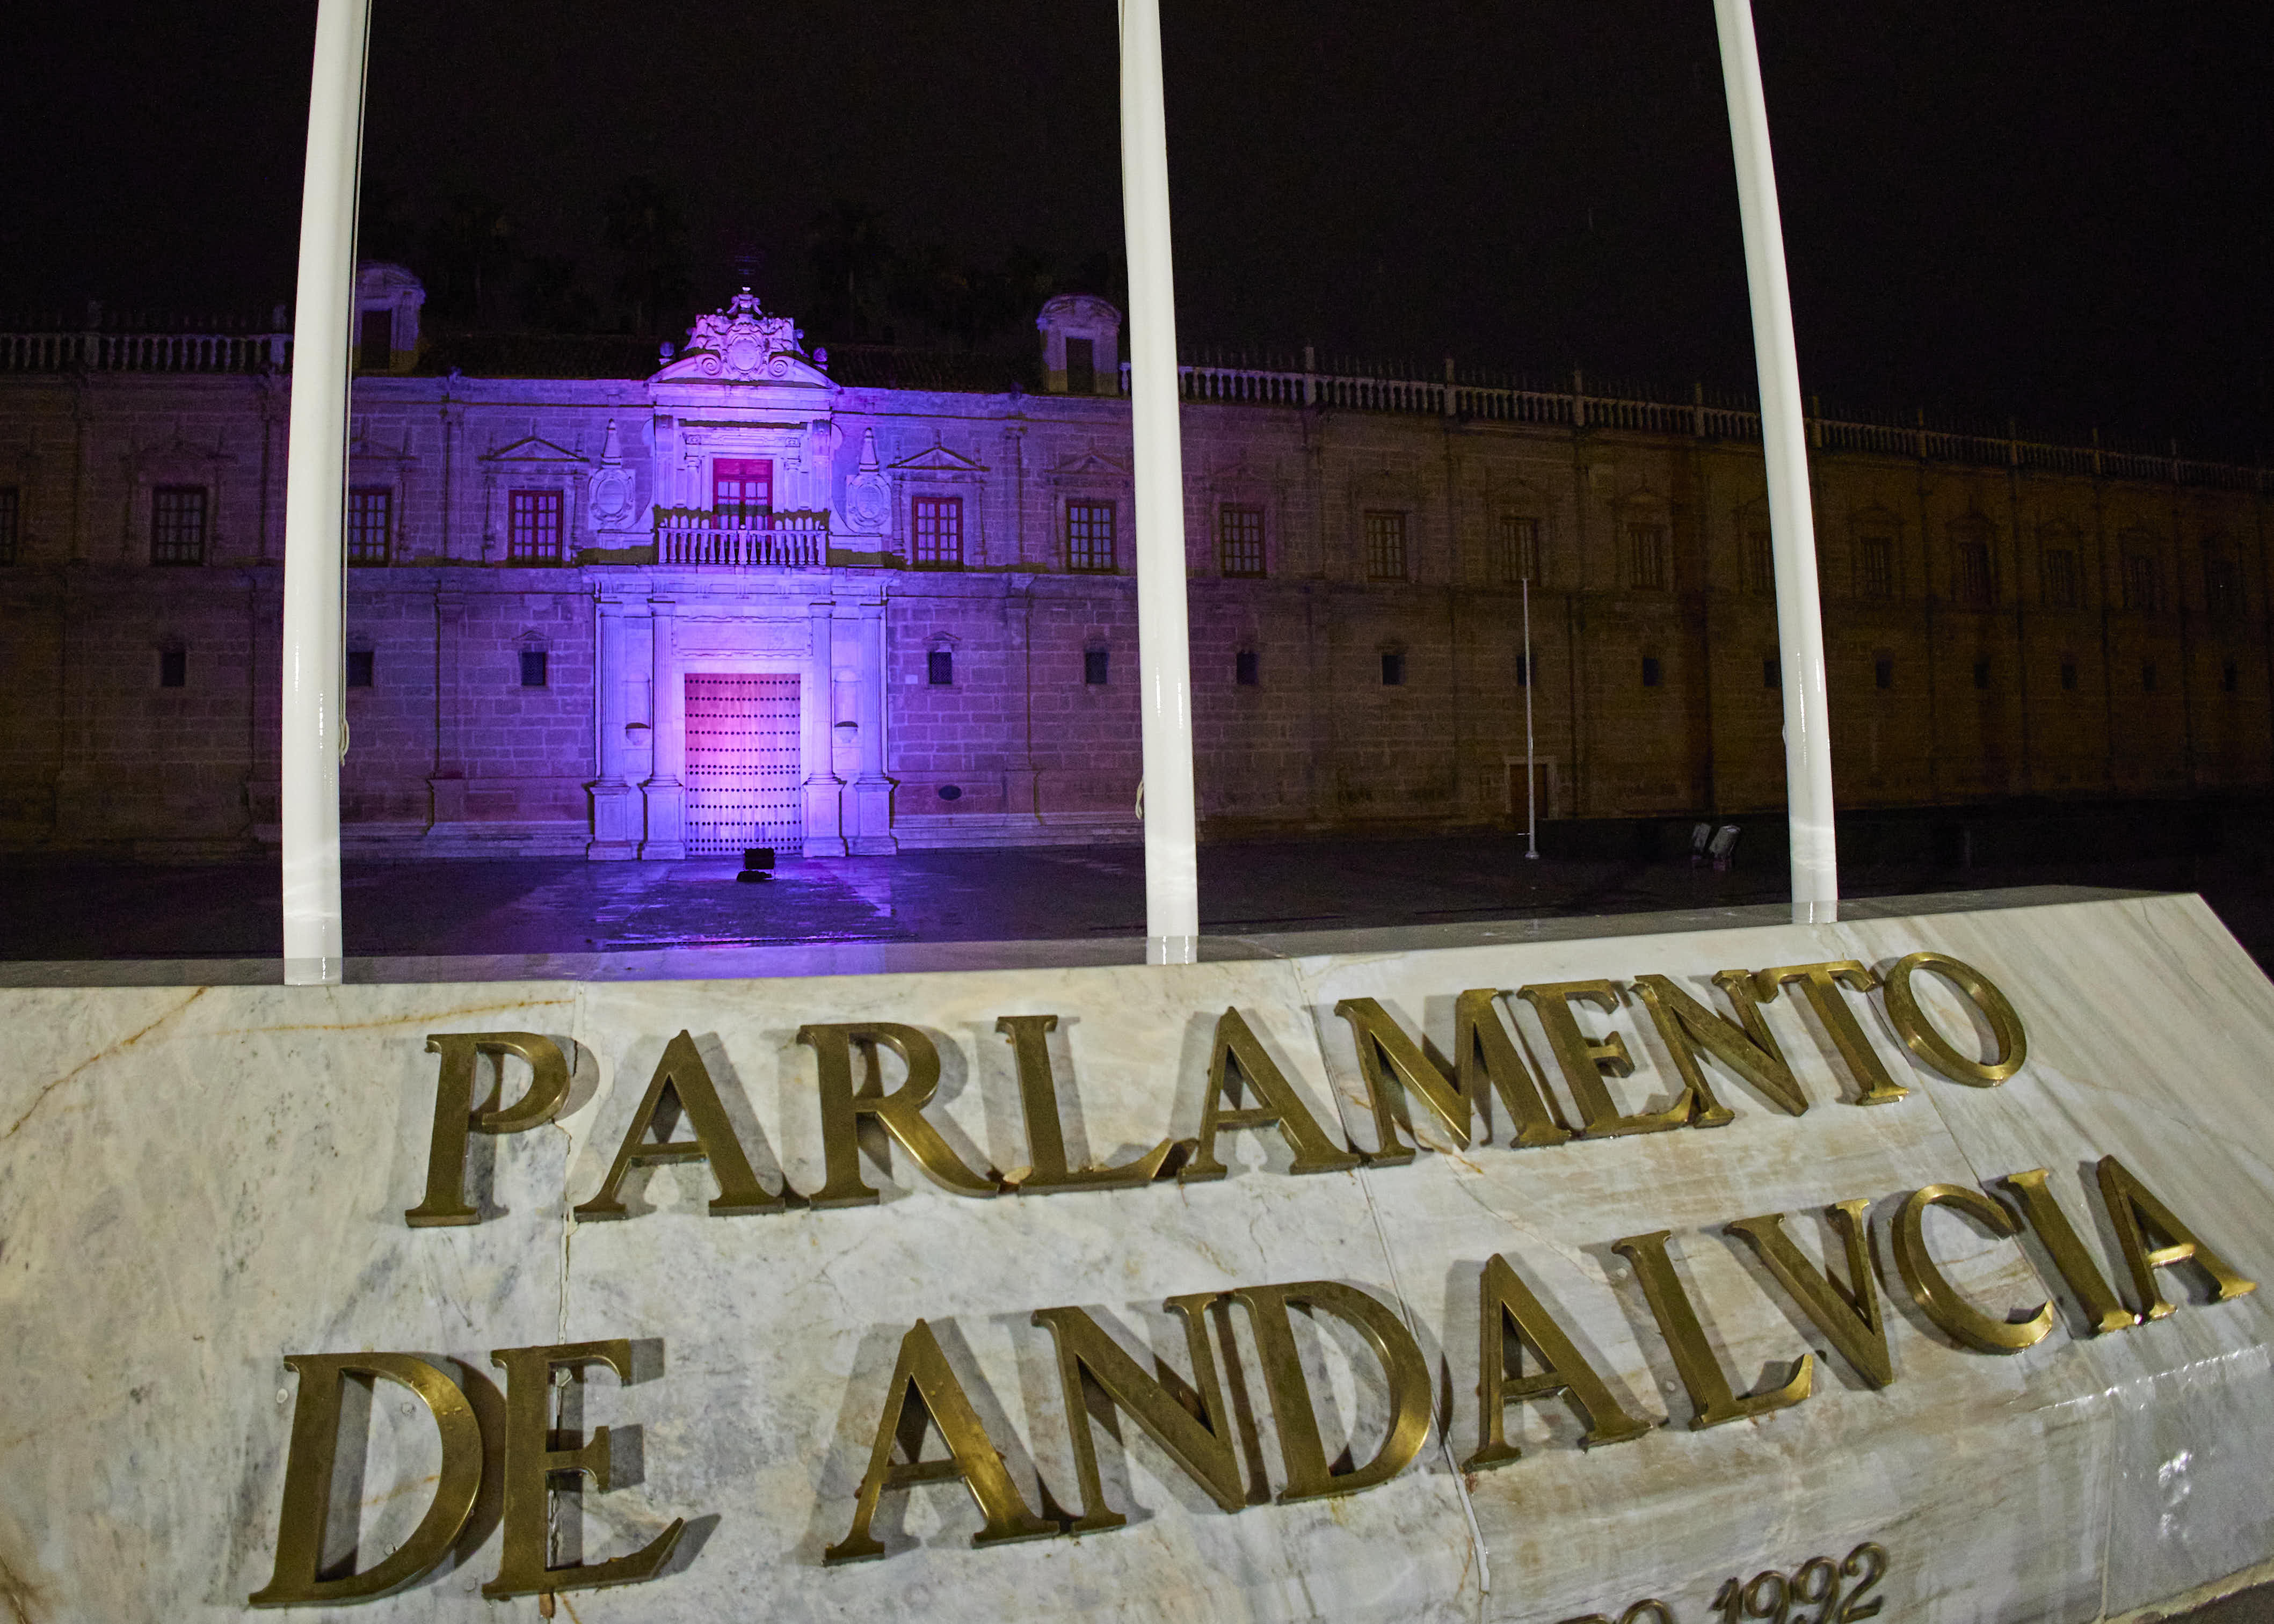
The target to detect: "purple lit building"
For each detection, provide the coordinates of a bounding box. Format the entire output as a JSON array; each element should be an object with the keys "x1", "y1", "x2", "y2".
[{"x1": 1, "y1": 267, "x2": 2268, "y2": 860}]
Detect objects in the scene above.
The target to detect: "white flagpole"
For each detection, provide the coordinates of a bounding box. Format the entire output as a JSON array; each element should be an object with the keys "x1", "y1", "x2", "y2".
[
  {"x1": 1119, "y1": 0, "x2": 1200, "y2": 965},
  {"x1": 1523, "y1": 576, "x2": 1537, "y2": 860},
  {"x1": 279, "y1": 0, "x2": 372, "y2": 985},
  {"x1": 1712, "y1": 0, "x2": 1839, "y2": 923}
]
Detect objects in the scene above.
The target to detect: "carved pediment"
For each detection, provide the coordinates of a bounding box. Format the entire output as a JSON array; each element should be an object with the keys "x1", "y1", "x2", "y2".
[
  {"x1": 653, "y1": 287, "x2": 834, "y2": 389},
  {"x1": 483, "y1": 435, "x2": 587, "y2": 466},
  {"x1": 1052, "y1": 448, "x2": 1129, "y2": 478},
  {"x1": 888, "y1": 438, "x2": 987, "y2": 474}
]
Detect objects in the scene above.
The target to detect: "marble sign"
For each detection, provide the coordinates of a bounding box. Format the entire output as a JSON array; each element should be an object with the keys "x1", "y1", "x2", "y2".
[{"x1": 2, "y1": 893, "x2": 2271, "y2": 1622}]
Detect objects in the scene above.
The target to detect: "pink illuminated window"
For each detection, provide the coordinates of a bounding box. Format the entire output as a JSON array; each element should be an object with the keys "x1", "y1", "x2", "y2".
[
  {"x1": 507, "y1": 489, "x2": 563, "y2": 562},
  {"x1": 714, "y1": 458, "x2": 773, "y2": 525},
  {"x1": 347, "y1": 488, "x2": 391, "y2": 565},
  {"x1": 912, "y1": 496, "x2": 963, "y2": 566}
]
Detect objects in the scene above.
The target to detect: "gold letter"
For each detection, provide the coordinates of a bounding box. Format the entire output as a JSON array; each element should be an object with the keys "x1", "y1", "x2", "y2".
[
  {"x1": 1724, "y1": 1201, "x2": 1893, "y2": 1387},
  {"x1": 800, "y1": 1023, "x2": 1001, "y2": 1207},
  {"x1": 1881, "y1": 952, "x2": 2027, "y2": 1084},
  {"x1": 1630, "y1": 973, "x2": 1804, "y2": 1117},
  {"x1": 1030, "y1": 1294, "x2": 1245, "y2": 1527},
  {"x1": 1754, "y1": 963, "x2": 1909, "y2": 1106},
  {"x1": 1466, "y1": 1253, "x2": 1651, "y2": 1469},
  {"x1": 1891, "y1": 1184, "x2": 2054, "y2": 1352},
  {"x1": 1229, "y1": 1280, "x2": 1433, "y2": 1502},
  {"x1": 1516, "y1": 980, "x2": 1692, "y2": 1138},
  {"x1": 248, "y1": 1353, "x2": 483, "y2": 1606},
  {"x1": 997, "y1": 1015, "x2": 1174, "y2": 1192},
  {"x1": 825, "y1": 1319, "x2": 1058, "y2": 1563},
  {"x1": 406, "y1": 1032, "x2": 572, "y2": 1226},
  {"x1": 485, "y1": 1340, "x2": 685, "y2": 1598},
  {"x1": 1180, "y1": 1008, "x2": 1362, "y2": 1183},
  {"x1": 574, "y1": 1030, "x2": 784, "y2": 1218},
  {"x1": 1999, "y1": 1168, "x2": 2138, "y2": 1334},
  {"x1": 1332, "y1": 994, "x2": 1571, "y2": 1160},
  {"x1": 1610, "y1": 1229, "x2": 1812, "y2": 1428},
  {"x1": 2096, "y1": 1155, "x2": 2257, "y2": 1320}
]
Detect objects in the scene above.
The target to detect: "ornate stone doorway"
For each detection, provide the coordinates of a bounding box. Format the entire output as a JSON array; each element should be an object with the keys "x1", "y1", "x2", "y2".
[{"x1": 683, "y1": 673, "x2": 803, "y2": 855}]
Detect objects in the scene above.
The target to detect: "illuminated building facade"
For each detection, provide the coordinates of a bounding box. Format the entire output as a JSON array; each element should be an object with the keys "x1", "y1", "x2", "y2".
[{"x1": 1, "y1": 267, "x2": 2269, "y2": 858}]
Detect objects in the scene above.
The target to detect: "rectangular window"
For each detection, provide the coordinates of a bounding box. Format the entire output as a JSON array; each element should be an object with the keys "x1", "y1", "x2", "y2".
[
  {"x1": 2043, "y1": 548, "x2": 2081, "y2": 609},
  {"x1": 1365, "y1": 511, "x2": 1408, "y2": 580},
  {"x1": 1084, "y1": 648, "x2": 1109, "y2": 685},
  {"x1": 2060, "y1": 659, "x2": 2078, "y2": 691},
  {"x1": 2142, "y1": 662, "x2": 2158, "y2": 693},
  {"x1": 1627, "y1": 524, "x2": 1668, "y2": 591},
  {"x1": 151, "y1": 485, "x2": 207, "y2": 565},
  {"x1": 2224, "y1": 661, "x2": 2240, "y2": 694},
  {"x1": 1067, "y1": 500, "x2": 1116, "y2": 573},
  {"x1": 519, "y1": 650, "x2": 548, "y2": 688},
  {"x1": 1381, "y1": 651, "x2": 1406, "y2": 686},
  {"x1": 2206, "y1": 556, "x2": 2242, "y2": 618},
  {"x1": 927, "y1": 650, "x2": 954, "y2": 686},
  {"x1": 1858, "y1": 535, "x2": 1895, "y2": 599},
  {"x1": 158, "y1": 648, "x2": 186, "y2": 688},
  {"x1": 0, "y1": 485, "x2": 17, "y2": 565},
  {"x1": 1952, "y1": 541, "x2": 1993, "y2": 606},
  {"x1": 1065, "y1": 337, "x2": 1095, "y2": 396},
  {"x1": 1641, "y1": 655, "x2": 1662, "y2": 688},
  {"x1": 2121, "y1": 553, "x2": 2159, "y2": 612},
  {"x1": 507, "y1": 489, "x2": 564, "y2": 563},
  {"x1": 1491, "y1": 515, "x2": 1538, "y2": 585},
  {"x1": 346, "y1": 650, "x2": 375, "y2": 688},
  {"x1": 1763, "y1": 656, "x2": 1782, "y2": 689},
  {"x1": 1875, "y1": 657, "x2": 1894, "y2": 691},
  {"x1": 713, "y1": 458, "x2": 773, "y2": 523},
  {"x1": 912, "y1": 496, "x2": 963, "y2": 566},
  {"x1": 1219, "y1": 505, "x2": 1265, "y2": 577},
  {"x1": 347, "y1": 487, "x2": 391, "y2": 565},
  {"x1": 1973, "y1": 657, "x2": 1992, "y2": 690},
  {"x1": 1235, "y1": 649, "x2": 1259, "y2": 686},
  {"x1": 1743, "y1": 529, "x2": 1773, "y2": 595},
  {"x1": 359, "y1": 309, "x2": 391, "y2": 372}
]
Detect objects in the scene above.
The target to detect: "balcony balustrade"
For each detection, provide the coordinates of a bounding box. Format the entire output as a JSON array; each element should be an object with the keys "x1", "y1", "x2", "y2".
[{"x1": 655, "y1": 508, "x2": 827, "y2": 568}]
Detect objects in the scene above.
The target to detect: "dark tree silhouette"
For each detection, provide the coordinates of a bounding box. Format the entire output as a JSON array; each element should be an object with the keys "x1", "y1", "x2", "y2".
[{"x1": 602, "y1": 174, "x2": 694, "y2": 337}]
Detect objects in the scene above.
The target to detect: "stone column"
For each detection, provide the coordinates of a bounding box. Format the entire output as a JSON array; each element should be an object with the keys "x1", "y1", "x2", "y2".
[
  {"x1": 847, "y1": 595, "x2": 897, "y2": 853},
  {"x1": 588, "y1": 591, "x2": 640, "y2": 858},
  {"x1": 802, "y1": 597, "x2": 846, "y2": 855},
  {"x1": 640, "y1": 595, "x2": 685, "y2": 858}
]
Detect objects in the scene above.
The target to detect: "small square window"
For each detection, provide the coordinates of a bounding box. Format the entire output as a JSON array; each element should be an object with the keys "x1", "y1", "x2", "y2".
[
  {"x1": 1973, "y1": 658, "x2": 1991, "y2": 690},
  {"x1": 519, "y1": 650, "x2": 548, "y2": 688},
  {"x1": 1235, "y1": 649, "x2": 1259, "y2": 686},
  {"x1": 928, "y1": 650, "x2": 954, "y2": 686},
  {"x1": 1084, "y1": 649, "x2": 1109, "y2": 686},
  {"x1": 158, "y1": 649, "x2": 186, "y2": 688},
  {"x1": 1641, "y1": 656, "x2": 1662, "y2": 688},
  {"x1": 1381, "y1": 651, "x2": 1405, "y2": 687},
  {"x1": 2141, "y1": 661, "x2": 2157, "y2": 694},
  {"x1": 2223, "y1": 661, "x2": 2240, "y2": 695},
  {"x1": 1875, "y1": 658, "x2": 1894, "y2": 690},
  {"x1": 1762, "y1": 657, "x2": 1782, "y2": 689},
  {"x1": 346, "y1": 650, "x2": 374, "y2": 688},
  {"x1": 2059, "y1": 660, "x2": 2077, "y2": 691}
]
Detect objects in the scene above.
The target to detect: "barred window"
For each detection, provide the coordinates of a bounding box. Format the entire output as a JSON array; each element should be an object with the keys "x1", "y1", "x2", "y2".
[
  {"x1": 0, "y1": 486, "x2": 17, "y2": 565},
  {"x1": 347, "y1": 487, "x2": 391, "y2": 565},
  {"x1": 2120, "y1": 552, "x2": 2159, "y2": 612},
  {"x1": 1952, "y1": 540, "x2": 1993, "y2": 606},
  {"x1": 1364, "y1": 511, "x2": 1407, "y2": 580},
  {"x1": 1490, "y1": 514, "x2": 1539, "y2": 584},
  {"x1": 912, "y1": 495, "x2": 963, "y2": 566},
  {"x1": 927, "y1": 650, "x2": 954, "y2": 686},
  {"x1": 1857, "y1": 534, "x2": 1895, "y2": 599},
  {"x1": 508, "y1": 489, "x2": 564, "y2": 563},
  {"x1": 151, "y1": 486, "x2": 207, "y2": 565},
  {"x1": 346, "y1": 650, "x2": 374, "y2": 687},
  {"x1": 2206, "y1": 555, "x2": 2243, "y2": 619},
  {"x1": 1626, "y1": 523, "x2": 1668, "y2": 591},
  {"x1": 1743, "y1": 528, "x2": 1773, "y2": 595},
  {"x1": 1219, "y1": 504, "x2": 1265, "y2": 577},
  {"x1": 2042, "y1": 548, "x2": 2081, "y2": 609},
  {"x1": 1067, "y1": 499, "x2": 1116, "y2": 572}
]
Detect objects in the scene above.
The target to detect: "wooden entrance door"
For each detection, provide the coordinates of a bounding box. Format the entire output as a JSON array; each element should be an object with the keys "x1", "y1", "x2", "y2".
[{"x1": 684, "y1": 674, "x2": 802, "y2": 855}]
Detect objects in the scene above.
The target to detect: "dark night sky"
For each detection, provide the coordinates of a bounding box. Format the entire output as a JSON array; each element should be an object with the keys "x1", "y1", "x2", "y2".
[{"x1": 3, "y1": 3, "x2": 2270, "y2": 453}]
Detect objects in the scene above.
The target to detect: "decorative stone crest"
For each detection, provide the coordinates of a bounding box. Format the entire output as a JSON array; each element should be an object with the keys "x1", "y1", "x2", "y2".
[
  {"x1": 587, "y1": 419, "x2": 636, "y2": 529},
  {"x1": 681, "y1": 287, "x2": 807, "y2": 381},
  {"x1": 844, "y1": 429, "x2": 891, "y2": 534}
]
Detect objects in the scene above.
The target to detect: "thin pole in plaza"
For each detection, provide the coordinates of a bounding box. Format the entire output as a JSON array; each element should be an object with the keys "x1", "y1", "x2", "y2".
[
  {"x1": 279, "y1": 0, "x2": 372, "y2": 985},
  {"x1": 1712, "y1": 0, "x2": 1840, "y2": 923},
  {"x1": 1522, "y1": 577, "x2": 1538, "y2": 860},
  {"x1": 1118, "y1": 0, "x2": 1201, "y2": 965}
]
